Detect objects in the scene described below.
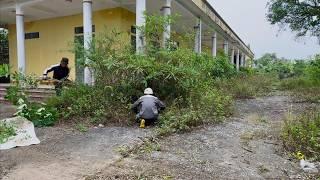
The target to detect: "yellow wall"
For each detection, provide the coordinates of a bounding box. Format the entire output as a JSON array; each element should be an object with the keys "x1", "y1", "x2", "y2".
[{"x1": 8, "y1": 7, "x2": 135, "y2": 80}]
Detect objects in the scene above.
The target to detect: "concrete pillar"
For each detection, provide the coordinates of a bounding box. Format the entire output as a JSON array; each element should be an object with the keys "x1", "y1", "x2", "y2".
[
  {"x1": 83, "y1": 0, "x2": 93, "y2": 85},
  {"x1": 211, "y1": 32, "x2": 217, "y2": 57},
  {"x1": 16, "y1": 4, "x2": 26, "y2": 74},
  {"x1": 230, "y1": 47, "x2": 235, "y2": 65},
  {"x1": 194, "y1": 18, "x2": 202, "y2": 53},
  {"x1": 223, "y1": 40, "x2": 228, "y2": 55},
  {"x1": 236, "y1": 49, "x2": 240, "y2": 71},
  {"x1": 162, "y1": 0, "x2": 171, "y2": 48},
  {"x1": 243, "y1": 54, "x2": 248, "y2": 67},
  {"x1": 136, "y1": 0, "x2": 146, "y2": 53}
]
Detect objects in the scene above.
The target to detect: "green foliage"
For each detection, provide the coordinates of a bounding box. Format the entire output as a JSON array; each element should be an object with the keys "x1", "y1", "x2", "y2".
[
  {"x1": 49, "y1": 14, "x2": 236, "y2": 131},
  {"x1": 5, "y1": 72, "x2": 39, "y2": 105},
  {"x1": 158, "y1": 88, "x2": 233, "y2": 135},
  {"x1": 282, "y1": 110, "x2": 320, "y2": 160},
  {"x1": 5, "y1": 86, "x2": 27, "y2": 105},
  {"x1": 267, "y1": 0, "x2": 320, "y2": 38},
  {"x1": 278, "y1": 56, "x2": 320, "y2": 102},
  {"x1": 211, "y1": 54, "x2": 236, "y2": 79},
  {"x1": 46, "y1": 84, "x2": 130, "y2": 124},
  {"x1": 0, "y1": 121, "x2": 16, "y2": 144},
  {"x1": 305, "y1": 56, "x2": 320, "y2": 84},
  {"x1": 0, "y1": 64, "x2": 10, "y2": 77},
  {"x1": 15, "y1": 99, "x2": 58, "y2": 127},
  {"x1": 215, "y1": 73, "x2": 277, "y2": 99},
  {"x1": 11, "y1": 72, "x2": 39, "y2": 88},
  {"x1": 255, "y1": 53, "x2": 295, "y2": 79}
]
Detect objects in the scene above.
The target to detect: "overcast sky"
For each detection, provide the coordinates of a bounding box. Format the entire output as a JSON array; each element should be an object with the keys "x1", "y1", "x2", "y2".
[{"x1": 208, "y1": 0, "x2": 319, "y2": 59}]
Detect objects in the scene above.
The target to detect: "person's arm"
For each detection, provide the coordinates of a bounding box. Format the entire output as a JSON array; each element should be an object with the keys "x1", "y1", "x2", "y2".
[
  {"x1": 131, "y1": 98, "x2": 142, "y2": 113},
  {"x1": 156, "y1": 98, "x2": 166, "y2": 111},
  {"x1": 43, "y1": 64, "x2": 59, "y2": 77}
]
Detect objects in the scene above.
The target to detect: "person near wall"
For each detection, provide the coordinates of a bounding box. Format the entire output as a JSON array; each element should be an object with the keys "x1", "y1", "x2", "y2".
[
  {"x1": 42, "y1": 57, "x2": 70, "y2": 96},
  {"x1": 131, "y1": 88, "x2": 166, "y2": 128}
]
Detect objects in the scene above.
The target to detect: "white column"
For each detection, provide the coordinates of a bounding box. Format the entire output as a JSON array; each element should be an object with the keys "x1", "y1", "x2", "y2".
[
  {"x1": 240, "y1": 54, "x2": 244, "y2": 67},
  {"x1": 236, "y1": 49, "x2": 240, "y2": 71},
  {"x1": 83, "y1": 0, "x2": 93, "y2": 85},
  {"x1": 231, "y1": 47, "x2": 235, "y2": 65},
  {"x1": 16, "y1": 4, "x2": 26, "y2": 74},
  {"x1": 223, "y1": 40, "x2": 228, "y2": 55},
  {"x1": 194, "y1": 18, "x2": 202, "y2": 54},
  {"x1": 162, "y1": 0, "x2": 171, "y2": 48},
  {"x1": 243, "y1": 55, "x2": 247, "y2": 67},
  {"x1": 211, "y1": 32, "x2": 217, "y2": 57},
  {"x1": 136, "y1": 0, "x2": 146, "y2": 54}
]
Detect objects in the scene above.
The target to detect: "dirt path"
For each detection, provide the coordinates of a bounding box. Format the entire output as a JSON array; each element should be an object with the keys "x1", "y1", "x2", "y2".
[
  {"x1": 0, "y1": 126, "x2": 152, "y2": 180},
  {"x1": 1, "y1": 95, "x2": 319, "y2": 179}
]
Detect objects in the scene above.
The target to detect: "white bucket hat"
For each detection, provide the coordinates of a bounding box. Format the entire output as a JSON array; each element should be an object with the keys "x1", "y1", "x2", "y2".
[{"x1": 144, "y1": 88, "x2": 153, "y2": 95}]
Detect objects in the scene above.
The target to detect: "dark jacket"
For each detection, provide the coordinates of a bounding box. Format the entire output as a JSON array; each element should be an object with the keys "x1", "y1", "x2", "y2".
[
  {"x1": 43, "y1": 64, "x2": 70, "y2": 80},
  {"x1": 132, "y1": 95, "x2": 165, "y2": 120}
]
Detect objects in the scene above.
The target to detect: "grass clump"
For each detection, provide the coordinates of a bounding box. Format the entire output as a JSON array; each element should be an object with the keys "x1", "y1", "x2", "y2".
[
  {"x1": 282, "y1": 110, "x2": 320, "y2": 160},
  {"x1": 0, "y1": 121, "x2": 16, "y2": 144},
  {"x1": 215, "y1": 73, "x2": 277, "y2": 99}
]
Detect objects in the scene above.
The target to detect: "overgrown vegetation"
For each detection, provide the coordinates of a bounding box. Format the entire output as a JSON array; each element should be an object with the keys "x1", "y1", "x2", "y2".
[
  {"x1": 0, "y1": 121, "x2": 16, "y2": 144},
  {"x1": 255, "y1": 53, "x2": 320, "y2": 161},
  {"x1": 47, "y1": 14, "x2": 239, "y2": 133},
  {"x1": 256, "y1": 53, "x2": 320, "y2": 103},
  {"x1": 5, "y1": 73, "x2": 58, "y2": 127},
  {"x1": 282, "y1": 109, "x2": 320, "y2": 160},
  {"x1": 14, "y1": 98, "x2": 58, "y2": 127},
  {"x1": 215, "y1": 73, "x2": 277, "y2": 99}
]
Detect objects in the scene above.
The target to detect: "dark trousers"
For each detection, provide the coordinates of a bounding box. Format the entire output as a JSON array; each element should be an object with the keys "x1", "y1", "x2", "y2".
[
  {"x1": 55, "y1": 82, "x2": 63, "y2": 96},
  {"x1": 54, "y1": 79, "x2": 70, "y2": 96}
]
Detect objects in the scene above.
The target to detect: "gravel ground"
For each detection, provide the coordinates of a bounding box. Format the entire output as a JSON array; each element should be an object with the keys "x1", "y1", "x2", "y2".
[{"x1": 88, "y1": 95, "x2": 320, "y2": 179}]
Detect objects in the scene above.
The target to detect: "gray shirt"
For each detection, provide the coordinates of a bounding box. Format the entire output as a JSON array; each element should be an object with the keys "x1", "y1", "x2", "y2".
[{"x1": 132, "y1": 95, "x2": 166, "y2": 119}]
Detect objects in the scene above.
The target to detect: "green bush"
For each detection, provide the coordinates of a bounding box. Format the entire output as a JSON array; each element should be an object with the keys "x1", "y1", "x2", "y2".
[
  {"x1": 157, "y1": 88, "x2": 233, "y2": 135},
  {"x1": 47, "y1": 84, "x2": 131, "y2": 124},
  {"x1": 5, "y1": 86, "x2": 27, "y2": 105},
  {"x1": 282, "y1": 110, "x2": 320, "y2": 160},
  {"x1": 211, "y1": 54, "x2": 236, "y2": 79},
  {"x1": 15, "y1": 99, "x2": 58, "y2": 127},
  {"x1": 305, "y1": 57, "x2": 320, "y2": 84}
]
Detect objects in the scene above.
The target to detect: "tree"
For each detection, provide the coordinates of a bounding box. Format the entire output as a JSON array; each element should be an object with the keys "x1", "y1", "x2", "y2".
[{"x1": 267, "y1": 0, "x2": 320, "y2": 38}]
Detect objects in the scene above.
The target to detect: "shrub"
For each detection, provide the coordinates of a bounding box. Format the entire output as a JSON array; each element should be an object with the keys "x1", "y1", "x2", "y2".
[
  {"x1": 46, "y1": 84, "x2": 131, "y2": 124},
  {"x1": 5, "y1": 86, "x2": 27, "y2": 105},
  {"x1": 282, "y1": 110, "x2": 320, "y2": 160},
  {"x1": 15, "y1": 99, "x2": 58, "y2": 127},
  {"x1": 211, "y1": 54, "x2": 236, "y2": 79},
  {"x1": 305, "y1": 57, "x2": 320, "y2": 84},
  {"x1": 157, "y1": 88, "x2": 233, "y2": 135}
]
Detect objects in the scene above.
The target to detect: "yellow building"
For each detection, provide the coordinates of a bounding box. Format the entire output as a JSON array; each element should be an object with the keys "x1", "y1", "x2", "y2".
[{"x1": 0, "y1": 0, "x2": 254, "y2": 84}]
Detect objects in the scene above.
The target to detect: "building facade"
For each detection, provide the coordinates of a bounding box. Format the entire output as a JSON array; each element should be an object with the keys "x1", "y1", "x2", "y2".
[{"x1": 0, "y1": 0, "x2": 254, "y2": 84}]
